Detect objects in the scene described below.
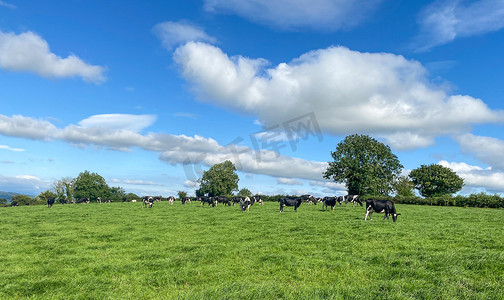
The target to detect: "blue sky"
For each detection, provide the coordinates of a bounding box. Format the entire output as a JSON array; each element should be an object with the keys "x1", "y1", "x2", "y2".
[{"x1": 1, "y1": 0, "x2": 504, "y2": 197}]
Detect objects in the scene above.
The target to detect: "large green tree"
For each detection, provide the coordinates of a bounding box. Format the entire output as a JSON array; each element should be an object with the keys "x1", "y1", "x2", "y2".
[
  {"x1": 197, "y1": 160, "x2": 239, "y2": 197},
  {"x1": 73, "y1": 171, "x2": 110, "y2": 202},
  {"x1": 393, "y1": 175, "x2": 415, "y2": 197},
  {"x1": 409, "y1": 164, "x2": 464, "y2": 197},
  {"x1": 323, "y1": 134, "x2": 403, "y2": 195},
  {"x1": 52, "y1": 177, "x2": 74, "y2": 201}
]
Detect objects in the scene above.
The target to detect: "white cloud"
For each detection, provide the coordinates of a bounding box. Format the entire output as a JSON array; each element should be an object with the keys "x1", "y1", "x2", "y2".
[
  {"x1": 173, "y1": 42, "x2": 504, "y2": 150},
  {"x1": 0, "y1": 113, "x2": 327, "y2": 181},
  {"x1": 183, "y1": 180, "x2": 199, "y2": 188},
  {"x1": 277, "y1": 178, "x2": 302, "y2": 185},
  {"x1": 0, "y1": 1, "x2": 16, "y2": 9},
  {"x1": 204, "y1": 0, "x2": 383, "y2": 31},
  {"x1": 0, "y1": 144, "x2": 25, "y2": 152},
  {"x1": 439, "y1": 160, "x2": 504, "y2": 193},
  {"x1": 153, "y1": 21, "x2": 217, "y2": 50},
  {"x1": 455, "y1": 133, "x2": 504, "y2": 171},
  {"x1": 309, "y1": 180, "x2": 346, "y2": 192},
  {"x1": 0, "y1": 174, "x2": 49, "y2": 194},
  {"x1": 78, "y1": 114, "x2": 156, "y2": 133},
  {"x1": 0, "y1": 31, "x2": 106, "y2": 83},
  {"x1": 414, "y1": 0, "x2": 504, "y2": 51}
]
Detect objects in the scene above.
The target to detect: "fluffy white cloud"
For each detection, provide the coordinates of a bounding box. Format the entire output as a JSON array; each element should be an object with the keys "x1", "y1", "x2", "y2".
[
  {"x1": 153, "y1": 21, "x2": 217, "y2": 50},
  {"x1": 0, "y1": 31, "x2": 106, "y2": 83},
  {"x1": 0, "y1": 174, "x2": 49, "y2": 194},
  {"x1": 78, "y1": 114, "x2": 156, "y2": 133},
  {"x1": 309, "y1": 180, "x2": 346, "y2": 192},
  {"x1": 455, "y1": 134, "x2": 504, "y2": 171},
  {"x1": 439, "y1": 160, "x2": 504, "y2": 193},
  {"x1": 277, "y1": 178, "x2": 302, "y2": 185},
  {"x1": 174, "y1": 42, "x2": 504, "y2": 150},
  {"x1": 204, "y1": 0, "x2": 383, "y2": 31},
  {"x1": 0, "y1": 113, "x2": 327, "y2": 181},
  {"x1": 414, "y1": 0, "x2": 504, "y2": 51}
]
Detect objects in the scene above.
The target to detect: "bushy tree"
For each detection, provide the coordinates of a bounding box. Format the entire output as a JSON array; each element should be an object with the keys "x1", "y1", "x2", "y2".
[
  {"x1": 323, "y1": 134, "x2": 403, "y2": 195},
  {"x1": 37, "y1": 190, "x2": 57, "y2": 203},
  {"x1": 11, "y1": 194, "x2": 34, "y2": 205},
  {"x1": 177, "y1": 191, "x2": 188, "y2": 199},
  {"x1": 409, "y1": 164, "x2": 464, "y2": 197},
  {"x1": 124, "y1": 193, "x2": 140, "y2": 202},
  {"x1": 109, "y1": 186, "x2": 125, "y2": 201},
  {"x1": 73, "y1": 171, "x2": 110, "y2": 202},
  {"x1": 198, "y1": 160, "x2": 239, "y2": 197},
  {"x1": 52, "y1": 177, "x2": 74, "y2": 201},
  {"x1": 238, "y1": 188, "x2": 252, "y2": 197},
  {"x1": 393, "y1": 175, "x2": 415, "y2": 197}
]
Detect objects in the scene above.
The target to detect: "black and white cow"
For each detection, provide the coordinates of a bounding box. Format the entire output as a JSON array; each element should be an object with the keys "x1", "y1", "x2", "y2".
[
  {"x1": 59, "y1": 198, "x2": 68, "y2": 204},
  {"x1": 199, "y1": 196, "x2": 216, "y2": 207},
  {"x1": 181, "y1": 197, "x2": 191, "y2": 204},
  {"x1": 240, "y1": 197, "x2": 251, "y2": 211},
  {"x1": 279, "y1": 196, "x2": 303, "y2": 212},
  {"x1": 11, "y1": 201, "x2": 18, "y2": 207},
  {"x1": 97, "y1": 197, "x2": 102, "y2": 204},
  {"x1": 215, "y1": 196, "x2": 231, "y2": 206},
  {"x1": 167, "y1": 196, "x2": 175, "y2": 205},
  {"x1": 345, "y1": 194, "x2": 362, "y2": 207},
  {"x1": 322, "y1": 196, "x2": 337, "y2": 211},
  {"x1": 252, "y1": 195, "x2": 264, "y2": 205},
  {"x1": 301, "y1": 194, "x2": 317, "y2": 205},
  {"x1": 47, "y1": 198, "x2": 55, "y2": 208},
  {"x1": 365, "y1": 199, "x2": 400, "y2": 222},
  {"x1": 143, "y1": 196, "x2": 154, "y2": 208},
  {"x1": 76, "y1": 198, "x2": 90, "y2": 204}
]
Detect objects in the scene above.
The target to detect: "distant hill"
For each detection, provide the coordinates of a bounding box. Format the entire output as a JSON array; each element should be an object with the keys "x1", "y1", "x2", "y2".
[{"x1": 0, "y1": 191, "x2": 23, "y2": 202}]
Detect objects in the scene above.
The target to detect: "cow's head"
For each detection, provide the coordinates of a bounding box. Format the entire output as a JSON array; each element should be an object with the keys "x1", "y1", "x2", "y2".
[{"x1": 392, "y1": 213, "x2": 401, "y2": 222}]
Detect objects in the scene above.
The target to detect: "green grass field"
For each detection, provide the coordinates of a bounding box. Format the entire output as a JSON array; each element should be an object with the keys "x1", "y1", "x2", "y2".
[{"x1": 1, "y1": 201, "x2": 503, "y2": 299}]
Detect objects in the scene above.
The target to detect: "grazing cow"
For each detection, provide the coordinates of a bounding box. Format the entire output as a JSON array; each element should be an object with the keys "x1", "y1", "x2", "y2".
[
  {"x1": 122, "y1": 197, "x2": 127, "y2": 202},
  {"x1": 301, "y1": 194, "x2": 317, "y2": 205},
  {"x1": 167, "y1": 196, "x2": 175, "y2": 205},
  {"x1": 155, "y1": 196, "x2": 162, "y2": 202},
  {"x1": 104, "y1": 198, "x2": 112, "y2": 203},
  {"x1": 252, "y1": 195, "x2": 264, "y2": 205},
  {"x1": 47, "y1": 198, "x2": 56, "y2": 208},
  {"x1": 345, "y1": 194, "x2": 362, "y2": 207},
  {"x1": 59, "y1": 198, "x2": 68, "y2": 205},
  {"x1": 240, "y1": 197, "x2": 251, "y2": 211},
  {"x1": 215, "y1": 196, "x2": 231, "y2": 206},
  {"x1": 232, "y1": 197, "x2": 242, "y2": 206},
  {"x1": 76, "y1": 198, "x2": 90, "y2": 204},
  {"x1": 365, "y1": 199, "x2": 400, "y2": 222},
  {"x1": 322, "y1": 197, "x2": 337, "y2": 211},
  {"x1": 11, "y1": 201, "x2": 18, "y2": 207},
  {"x1": 279, "y1": 196, "x2": 303, "y2": 212},
  {"x1": 181, "y1": 197, "x2": 192, "y2": 204},
  {"x1": 97, "y1": 197, "x2": 102, "y2": 204},
  {"x1": 199, "y1": 196, "x2": 216, "y2": 207},
  {"x1": 143, "y1": 196, "x2": 154, "y2": 208}
]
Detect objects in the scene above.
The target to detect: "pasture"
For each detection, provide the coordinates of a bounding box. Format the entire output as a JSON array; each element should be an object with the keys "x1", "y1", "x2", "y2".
[{"x1": 1, "y1": 201, "x2": 503, "y2": 299}]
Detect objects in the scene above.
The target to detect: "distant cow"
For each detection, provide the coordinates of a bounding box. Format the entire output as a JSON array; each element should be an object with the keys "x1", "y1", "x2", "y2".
[
  {"x1": 252, "y1": 195, "x2": 264, "y2": 205},
  {"x1": 76, "y1": 198, "x2": 90, "y2": 204},
  {"x1": 215, "y1": 196, "x2": 231, "y2": 206},
  {"x1": 322, "y1": 197, "x2": 337, "y2": 211},
  {"x1": 11, "y1": 201, "x2": 18, "y2": 207},
  {"x1": 181, "y1": 197, "x2": 192, "y2": 204},
  {"x1": 279, "y1": 196, "x2": 302, "y2": 212},
  {"x1": 143, "y1": 196, "x2": 154, "y2": 208},
  {"x1": 199, "y1": 196, "x2": 216, "y2": 207},
  {"x1": 365, "y1": 199, "x2": 400, "y2": 222},
  {"x1": 97, "y1": 197, "x2": 102, "y2": 204},
  {"x1": 59, "y1": 198, "x2": 68, "y2": 204},
  {"x1": 240, "y1": 197, "x2": 251, "y2": 211},
  {"x1": 47, "y1": 198, "x2": 56, "y2": 208},
  {"x1": 345, "y1": 194, "x2": 362, "y2": 207},
  {"x1": 301, "y1": 194, "x2": 318, "y2": 205},
  {"x1": 167, "y1": 196, "x2": 175, "y2": 205}
]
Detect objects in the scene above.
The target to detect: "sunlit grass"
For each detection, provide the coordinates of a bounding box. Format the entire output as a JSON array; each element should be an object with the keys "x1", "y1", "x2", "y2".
[{"x1": 1, "y1": 202, "x2": 503, "y2": 299}]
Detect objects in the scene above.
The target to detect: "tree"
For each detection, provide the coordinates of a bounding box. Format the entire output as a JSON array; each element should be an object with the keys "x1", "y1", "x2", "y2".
[
  {"x1": 11, "y1": 194, "x2": 33, "y2": 205},
  {"x1": 52, "y1": 177, "x2": 75, "y2": 201},
  {"x1": 0, "y1": 198, "x2": 7, "y2": 205},
  {"x1": 37, "y1": 190, "x2": 57, "y2": 203},
  {"x1": 323, "y1": 134, "x2": 403, "y2": 196},
  {"x1": 198, "y1": 160, "x2": 239, "y2": 196},
  {"x1": 409, "y1": 164, "x2": 464, "y2": 197},
  {"x1": 237, "y1": 188, "x2": 252, "y2": 197},
  {"x1": 73, "y1": 171, "x2": 110, "y2": 202},
  {"x1": 124, "y1": 193, "x2": 140, "y2": 202},
  {"x1": 177, "y1": 191, "x2": 188, "y2": 199},
  {"x1": 109, "y1": 186, "x2": 125, "y2": 201},
  {"x1": 393, "y1": 175, "x2": 415, "y2": 197}
]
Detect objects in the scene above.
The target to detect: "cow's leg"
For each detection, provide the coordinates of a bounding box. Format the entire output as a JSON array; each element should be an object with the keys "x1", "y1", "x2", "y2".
[{"x1": 365, "y1": 209, "x2": 372, "y2": 220}]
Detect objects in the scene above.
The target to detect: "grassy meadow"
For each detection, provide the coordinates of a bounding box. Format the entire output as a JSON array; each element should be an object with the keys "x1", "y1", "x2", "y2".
[{"x1": 1, "y1": 201, "x2": 503, "y2": 299}]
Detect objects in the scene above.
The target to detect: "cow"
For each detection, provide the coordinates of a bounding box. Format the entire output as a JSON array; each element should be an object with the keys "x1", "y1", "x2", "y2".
[
  {"x1": 215, "y1": 196, "x2": 231, "y2": 206},
  {"x1": 181, "y1": 197, "x2": 192, "y2": 204},
  {"x1": 59, "y1": 198, "x2": 68, "y2": 204},
  {"x1": 47, "y1": 198, "x2": 55, "y2": 208},
  {"x1": 252, "y1": 195, "x2": 264, "y2": 205},
  {"x1": 322, "y1": 196, "x2": 337, "y2": 211},
  {"x1": 97, "y1": 197, "x2": 102, "y2": 204},
  {"x1": 199, "y1": 196, "x2": 216, "y2": 207},
  {"x1": 232, "y1": 197, "x2": 243, "y2": 206},
  {"x1": 131, "y1": 199, "x2": 137, "y2": 203},
  {"x1": 11, "y1": 201, "x2": 18, "y2": 207},
  {"x1": 279, "y1": 196, "x2": 302, "y2": 212},
  {"x1": 300, "y1": 194, "x2": 317, "y2": 205},
  {"x1": 240, "y1": 197, "x2": 251, "y2": 211},
  {"x1": 364, "y1": 199, "x2": 400, "y2": 222},
  {"x1": 143, "y1": 196, "x2": 154, "y2": 208},
  {"x1": 104, "y1": 198, "x2": 112, "y2": 203},
  {"x1": 76, "y1": 198, "x2": 90, "y2": 204},
  {"x1": 167, "y1": 196, "x2": 175, "y2": 205},
  {"x1": 155, "y1": 196, "x2": 163, "y2": 202},
  {"x1": 345, "y1": 194, "x2": 362, "y2": 207}
]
